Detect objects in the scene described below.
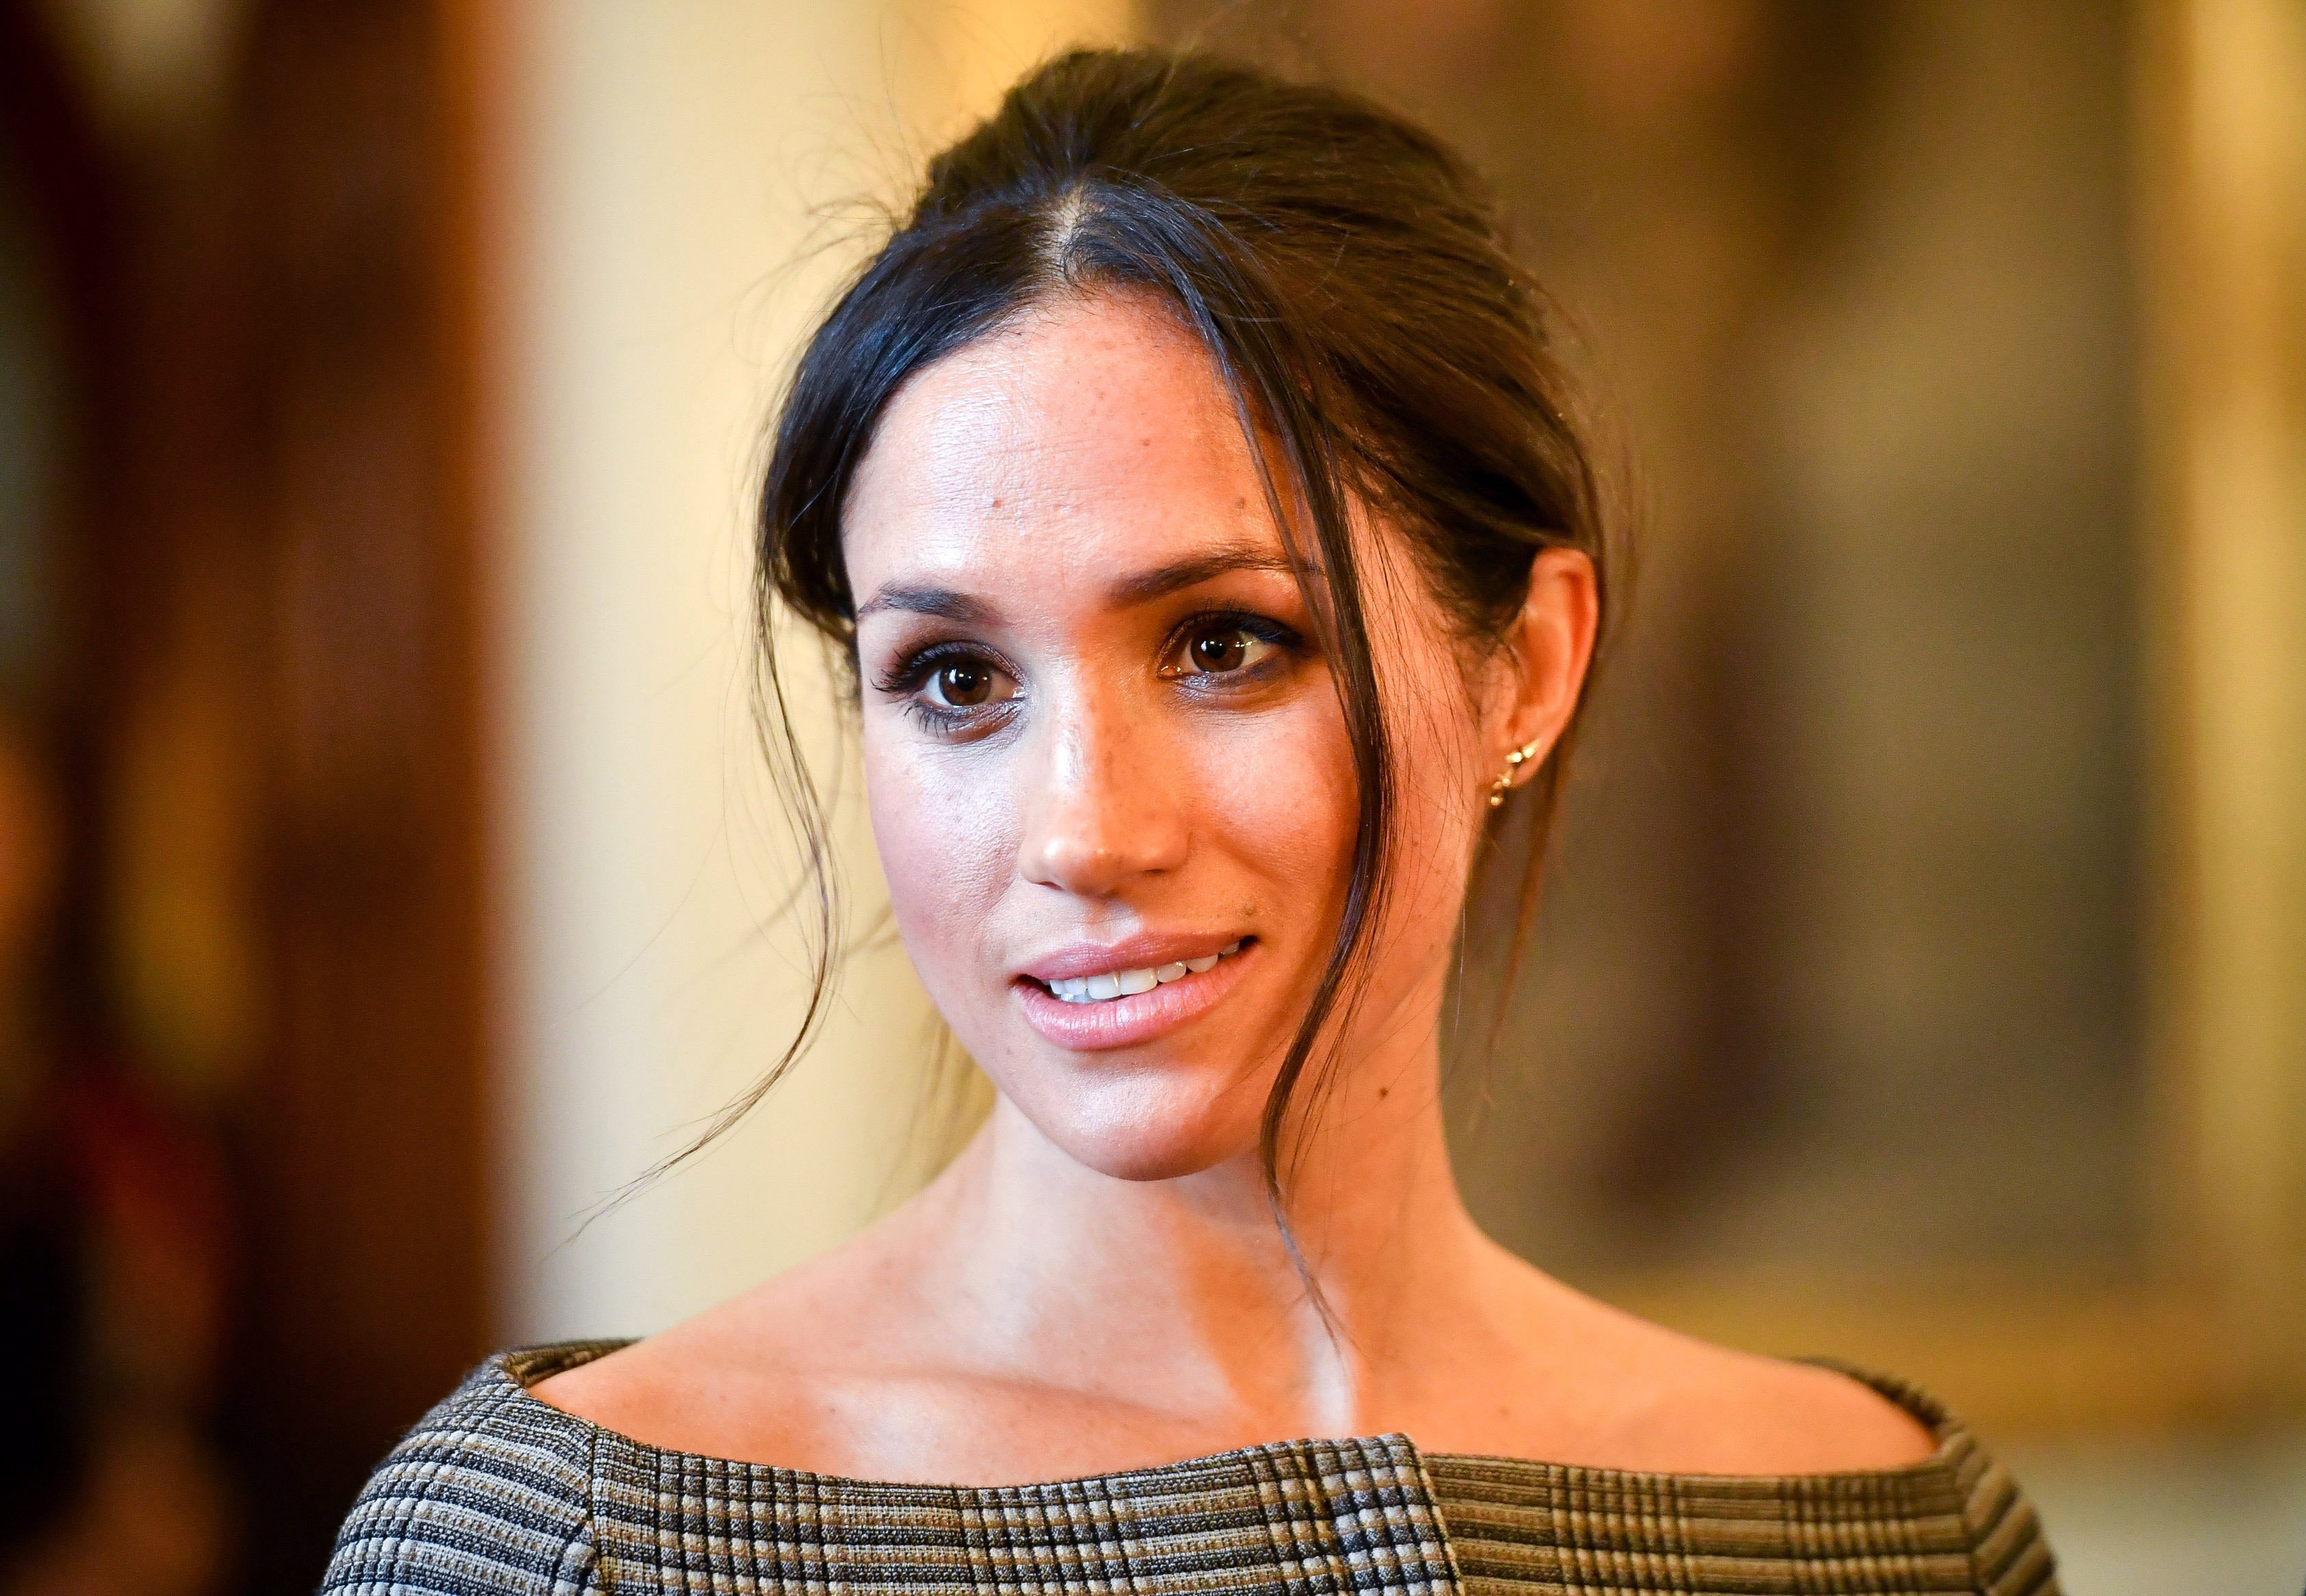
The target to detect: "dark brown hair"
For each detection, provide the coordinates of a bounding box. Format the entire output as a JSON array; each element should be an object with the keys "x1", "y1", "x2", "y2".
[{"x1": 684, "y1": 48, "x2": 1611, "y2": 1231}]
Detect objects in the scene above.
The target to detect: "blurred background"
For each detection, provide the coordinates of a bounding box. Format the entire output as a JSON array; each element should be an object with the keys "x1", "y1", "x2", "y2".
[{"x1": 0, "y1": 1, "x2": 2299, "y2": 1591}]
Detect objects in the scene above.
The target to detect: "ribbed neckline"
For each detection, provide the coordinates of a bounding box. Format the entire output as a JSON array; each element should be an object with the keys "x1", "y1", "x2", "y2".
[{"x1": 492, "y1": 1338, "x2": 1965, "y2": 1495}]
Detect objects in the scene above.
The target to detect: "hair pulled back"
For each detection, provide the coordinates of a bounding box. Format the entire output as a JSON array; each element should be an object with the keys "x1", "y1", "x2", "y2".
[{"x1": 733, "y1": 47, "x2": 1611, "y2": 1222}]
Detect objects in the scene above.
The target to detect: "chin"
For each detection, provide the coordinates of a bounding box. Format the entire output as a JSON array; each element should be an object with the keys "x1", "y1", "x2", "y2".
[{"x1": 1004, "y1": 1063, "x2": 1267, "y2": 1183}]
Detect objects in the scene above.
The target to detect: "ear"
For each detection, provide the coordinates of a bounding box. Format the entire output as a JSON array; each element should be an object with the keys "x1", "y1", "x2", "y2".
[{"x1": 1491, "y1": 547, "x2": 1599, "y2": 796}]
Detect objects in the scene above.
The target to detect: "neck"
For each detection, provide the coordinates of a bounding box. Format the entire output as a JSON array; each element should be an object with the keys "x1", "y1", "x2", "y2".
[{"x1": 901, "y1": 1024, "x2": 1492, "y2": 1438}]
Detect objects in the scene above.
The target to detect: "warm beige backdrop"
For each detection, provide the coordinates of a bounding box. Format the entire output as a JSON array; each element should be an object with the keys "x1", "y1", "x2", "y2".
[{"x1": 493, "y1": 0, "x2": 1134, "y2": 1342}]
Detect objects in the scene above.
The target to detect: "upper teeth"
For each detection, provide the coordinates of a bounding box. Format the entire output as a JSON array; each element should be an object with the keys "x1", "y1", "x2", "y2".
[{"x1": 1047, "y1": 942, "x2": 1242, "y2": 1004}]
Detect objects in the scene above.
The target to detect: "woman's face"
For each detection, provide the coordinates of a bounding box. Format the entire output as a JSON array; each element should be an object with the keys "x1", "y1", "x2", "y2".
[{"x1": 845, "y1": 293, "x2": 1507, "y2": 1182}]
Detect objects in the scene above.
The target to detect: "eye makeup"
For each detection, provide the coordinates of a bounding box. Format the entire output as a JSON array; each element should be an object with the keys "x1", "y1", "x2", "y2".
[
  {"x1": 867, "y1": 603, "x2": 1312, "y2": 740},
  {"x1": 1155, "y1": 609, "x2": 1307, "y2": 690},
  {"x1": 871, "y1": 638, "x2": 1023, "y2": 737}
]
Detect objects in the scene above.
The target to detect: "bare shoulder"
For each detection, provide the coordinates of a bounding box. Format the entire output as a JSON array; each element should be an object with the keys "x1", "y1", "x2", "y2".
[
  {"x1": 525, "y1": 1319, "x2": 714, "y2": 1436},
  {"x1": 1587, "y1": 1314, "x2": 1941, "y2": 1474},
  {"x1": 1664, "y1": 1343, "x2": 1943, "y2": 1474},
  {"x1": 526, "y1": 1246, "x2": 910, "y2": 1467},
  {"x1": 526, "y1": 1301, "x2": 792, "y2": 1454},
  {"x1": 1468, "y1": 1260, "x2": 1941, "y2": 1476}
]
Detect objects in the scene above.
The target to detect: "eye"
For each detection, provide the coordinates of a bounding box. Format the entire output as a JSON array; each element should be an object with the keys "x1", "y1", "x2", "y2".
[
  {"x1": 923, "y1": 657, "x2": 1014, "y2": 709},
  {"x1": 1164, "y1": 620, "x2": 1284, "y2": 680}
]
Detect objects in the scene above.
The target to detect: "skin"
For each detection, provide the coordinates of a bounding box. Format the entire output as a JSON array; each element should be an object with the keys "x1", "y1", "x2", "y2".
[{"x1": 534, "y1": 292, "x2": 1936, "y2": 1483}]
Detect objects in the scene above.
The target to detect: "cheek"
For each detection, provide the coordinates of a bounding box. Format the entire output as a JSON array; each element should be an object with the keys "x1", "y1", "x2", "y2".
[
  {"x1": 1201, "y1": 700, "x2": 1357, "y2": 925},
  {"x1": 861, "y1": 731, "x2": 1015, "y2": 990}
]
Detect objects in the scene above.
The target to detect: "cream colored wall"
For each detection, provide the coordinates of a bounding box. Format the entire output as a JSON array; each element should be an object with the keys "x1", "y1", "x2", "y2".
[{"x1": 495, "y1": 1, "x2": 1137, "y2": 1342}]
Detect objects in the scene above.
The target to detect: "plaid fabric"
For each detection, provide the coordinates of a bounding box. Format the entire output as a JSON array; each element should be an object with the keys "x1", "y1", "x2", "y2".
[
  {"x1": 1427, "y1": 1370, "x2": 2058, "y2": 1596},
  {"x1": 322, "y1": 1344, "x2": 2056, "y2": 1595}
]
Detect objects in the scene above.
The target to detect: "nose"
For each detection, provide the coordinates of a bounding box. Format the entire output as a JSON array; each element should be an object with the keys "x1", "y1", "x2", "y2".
[{"x1": 1017, "y1": 690, "x2": 1190, "y2": 897}]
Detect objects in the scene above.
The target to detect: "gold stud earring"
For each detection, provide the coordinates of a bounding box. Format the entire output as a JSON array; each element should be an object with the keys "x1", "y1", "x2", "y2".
[{"x1": 1486, "y1": 737, "x2": 1547, "y2": 809}]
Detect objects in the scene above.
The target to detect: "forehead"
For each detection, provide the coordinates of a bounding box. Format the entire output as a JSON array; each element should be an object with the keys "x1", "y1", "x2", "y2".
[{"x1": 842, "y1": 294, "x2": 1276, "y2": 593}]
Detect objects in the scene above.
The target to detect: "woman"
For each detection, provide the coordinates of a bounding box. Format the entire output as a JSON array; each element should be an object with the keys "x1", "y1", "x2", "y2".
[{"x1": 327, "y1": 49, "x2": 2056, "y2": 1596}]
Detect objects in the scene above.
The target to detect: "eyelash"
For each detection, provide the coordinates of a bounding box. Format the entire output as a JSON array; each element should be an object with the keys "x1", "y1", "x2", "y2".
[
  {"x1": 871, "y1": 640, "x2": 1018, "y2": 735},
  {"x1": 1161, "y1": 609, "x2": 1304, "y2": 687},
  {"x1": 873, "y1": 609, "x2": 1305, "y2": 736}
]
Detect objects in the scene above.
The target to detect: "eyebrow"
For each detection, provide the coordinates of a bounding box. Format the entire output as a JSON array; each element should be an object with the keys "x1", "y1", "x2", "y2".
[
  {"x1": 1109, "y1": 545, "x2": 1304, "y2": 605},
  {"x1": 853, "y1": 544, "x2": 1307, "y2": 624},
  {"x1": 852, "y1": 586, "x2": 995, "y2": 625}
]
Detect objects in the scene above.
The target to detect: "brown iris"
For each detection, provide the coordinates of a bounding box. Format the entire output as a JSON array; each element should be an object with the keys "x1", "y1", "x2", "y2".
[
  {"x1": 1188, "y1": 629, "x2": 1250, "y2": 672},
  {"x1": 935, "y1": 661, "x2": 995, "y2": 705}
]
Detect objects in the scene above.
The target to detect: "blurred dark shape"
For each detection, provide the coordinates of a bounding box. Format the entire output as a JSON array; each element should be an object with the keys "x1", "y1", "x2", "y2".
[
  {"x1": 0, "y1": 709, "x2": 235, "y2": 1593},
  {"x1": 0, "y1": 711, "x2": 86, "y2": 1552},
  {"x1": 1, "y1": 0, "x2": 493, "y2": 1587},
  {"x1": 1159, "y1": 0, "x2": 2147, "y2": 1281}
]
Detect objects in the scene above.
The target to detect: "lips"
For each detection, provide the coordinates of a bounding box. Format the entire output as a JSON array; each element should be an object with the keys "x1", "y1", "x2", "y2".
[
  {"x1": 1012, "y1": 936, "x2": 1257, "y2": 1050},
  {"x1": 1044, "y1": 940, "x2": 1244, "y2": 1003}
]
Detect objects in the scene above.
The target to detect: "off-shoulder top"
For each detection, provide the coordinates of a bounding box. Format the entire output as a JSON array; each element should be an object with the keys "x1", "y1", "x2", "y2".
[{"x1": 320, "y1": 1341, "x2": 2058, "y2": 1595}]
